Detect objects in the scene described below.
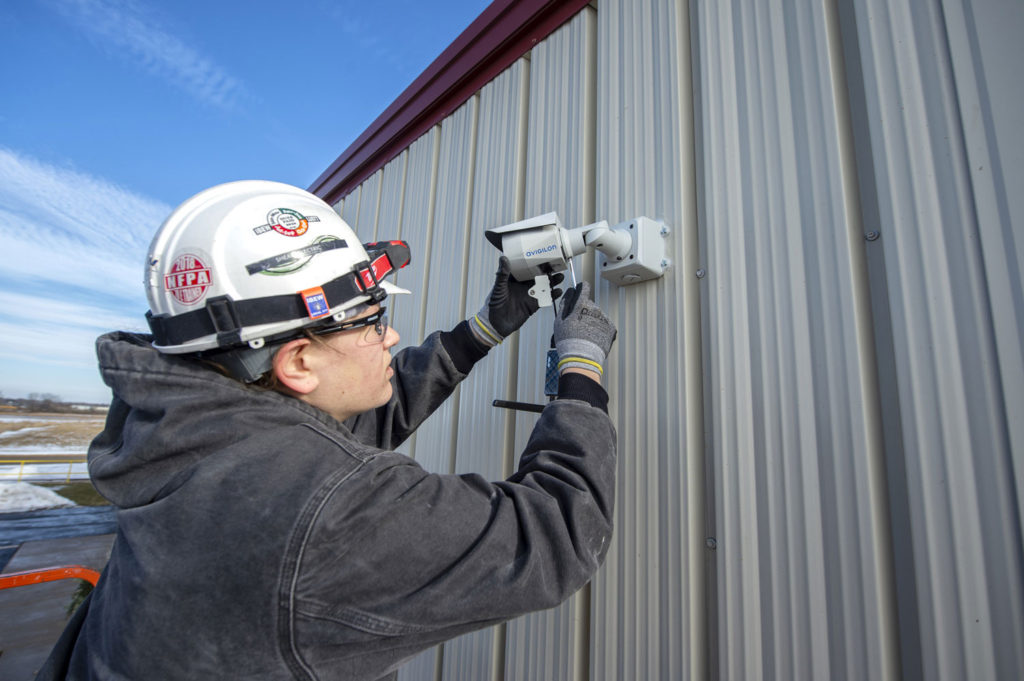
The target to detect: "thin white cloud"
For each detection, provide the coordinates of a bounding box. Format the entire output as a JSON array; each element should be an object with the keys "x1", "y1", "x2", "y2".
[
  {"x1": 42, "y1": 0, "x2": 246, "y2": 109},
  {"x1": 0, "y1": 203, "x2": 146, "y2": 303},
  {"x1": 0, "y1": 147, "x2": 168, "y2": 304},
  {"x1": 0, "y1": 148, "x2": 167, "y2": 398},
  {"x1": 0, "y1": 290, "x2": 141, "y2": 335},
  {"x1": 0, "y1": 319, "x2": 108, "y2": 368}
]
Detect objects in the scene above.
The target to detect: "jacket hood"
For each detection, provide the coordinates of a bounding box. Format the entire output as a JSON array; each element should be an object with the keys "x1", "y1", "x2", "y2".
[{"x1": 88, "y1": 332, "x2": 338, "y2": 509}]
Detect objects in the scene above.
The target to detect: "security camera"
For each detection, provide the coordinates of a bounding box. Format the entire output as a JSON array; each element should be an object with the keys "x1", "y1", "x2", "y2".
[
  {"x1": 485, "y1": 212, "x2": 668, "y2": 306},
  {"x1": 484, "y1": 212, "x2": 569, "y2": 280}
]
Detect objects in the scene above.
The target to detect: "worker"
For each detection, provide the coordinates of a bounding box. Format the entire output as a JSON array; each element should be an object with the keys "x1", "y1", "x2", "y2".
[{"x1": 37, "y1": 180, "x2": 617, "y2": 681}]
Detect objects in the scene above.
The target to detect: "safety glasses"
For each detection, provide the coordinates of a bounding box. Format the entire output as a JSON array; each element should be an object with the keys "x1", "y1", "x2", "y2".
[{"x1": 310, "y1": 308, "x2": 389, "y2": 344}]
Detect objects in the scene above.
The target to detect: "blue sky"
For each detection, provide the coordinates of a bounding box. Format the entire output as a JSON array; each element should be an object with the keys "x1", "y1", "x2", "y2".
[{"x1": 1, "y1": 0, "x2": 490, "y2": 403}]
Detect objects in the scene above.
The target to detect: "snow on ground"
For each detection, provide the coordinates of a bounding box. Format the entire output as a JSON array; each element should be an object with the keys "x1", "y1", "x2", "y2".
[
  {"x1": 0, "y1": 482, "x2": 76, "y2": 512},
  {"x1": 0, "y1": 445, "x2": 88, "y2": 454},
  {"x1": 0, "y1": 414, "x2": 86, "y2": 423},
  {"x1": 0, "y1": 426, "x2": 49, "y2": 439}
]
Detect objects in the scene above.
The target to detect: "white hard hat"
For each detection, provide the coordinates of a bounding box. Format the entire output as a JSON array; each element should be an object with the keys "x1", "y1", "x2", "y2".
[{"x1": 145, "y1": 180, "x2": 410, "y2": 356}]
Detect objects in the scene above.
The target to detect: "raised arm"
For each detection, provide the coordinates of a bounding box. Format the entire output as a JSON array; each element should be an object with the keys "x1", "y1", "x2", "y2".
[{"x1": 346, "y1": 256, "x2": 563, "y2": 448}]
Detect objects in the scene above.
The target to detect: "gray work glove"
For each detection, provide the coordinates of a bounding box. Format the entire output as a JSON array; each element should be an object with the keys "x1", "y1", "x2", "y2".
[
  {"x1": 554, "y1": 281, "x2": 616, "y2": 376},
  {"x1": 469, "y1": 256, "x2": 564, "y2": 347}
]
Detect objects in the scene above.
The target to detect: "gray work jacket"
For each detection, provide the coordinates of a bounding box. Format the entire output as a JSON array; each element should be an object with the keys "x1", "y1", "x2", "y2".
[{"x1": 37, "y1": 323, "x2": 616, "y2": 680}]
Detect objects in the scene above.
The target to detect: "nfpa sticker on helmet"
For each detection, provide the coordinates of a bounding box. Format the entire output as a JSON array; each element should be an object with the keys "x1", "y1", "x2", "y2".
[{"x1": 165, "y1": 254, "x2": 212, "y2": 305}]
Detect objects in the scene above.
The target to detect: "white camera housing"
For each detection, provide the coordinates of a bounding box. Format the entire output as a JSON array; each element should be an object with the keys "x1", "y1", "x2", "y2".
[
  {"x1": 485, "y1": 212, "x2": 670, "y2": 306},
  {"x1": 484, "y1": 212, "x2": 569, "y2": 281}
]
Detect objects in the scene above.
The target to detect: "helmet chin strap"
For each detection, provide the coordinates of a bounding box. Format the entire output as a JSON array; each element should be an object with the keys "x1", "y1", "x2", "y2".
[{"x1": 209, "y1": 344, "x2": 279, "y2": 383}]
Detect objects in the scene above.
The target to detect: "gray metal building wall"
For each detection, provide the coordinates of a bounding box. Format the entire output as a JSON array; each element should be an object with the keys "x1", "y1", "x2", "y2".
[{"x1": 327, "y1": 0, "x2": 1023, "y2": 679}]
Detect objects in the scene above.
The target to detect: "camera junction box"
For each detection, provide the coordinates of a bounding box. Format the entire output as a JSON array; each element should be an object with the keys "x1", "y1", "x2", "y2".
[{"x1": 597, "y1": 217, "x2": 671, "y2": 286}]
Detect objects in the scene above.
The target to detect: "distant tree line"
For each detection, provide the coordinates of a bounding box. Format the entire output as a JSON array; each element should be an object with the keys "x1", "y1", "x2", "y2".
[{"x1": 0, "y1": 393, "x2": 108, "y2": 414}]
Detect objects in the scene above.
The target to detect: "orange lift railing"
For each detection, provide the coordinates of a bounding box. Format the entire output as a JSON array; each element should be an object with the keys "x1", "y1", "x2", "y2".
[{"x1": 0, "y1": 565, "x2": 101, "y2": 590}]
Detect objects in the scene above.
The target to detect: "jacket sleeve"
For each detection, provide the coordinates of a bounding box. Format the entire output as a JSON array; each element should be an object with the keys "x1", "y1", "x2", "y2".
[
  {"x1": 290, "y1": 388, "x2": 616, "y2": 663},
  {"x1": 345, "y1": 321, "x2": 490, "y2": 449}
]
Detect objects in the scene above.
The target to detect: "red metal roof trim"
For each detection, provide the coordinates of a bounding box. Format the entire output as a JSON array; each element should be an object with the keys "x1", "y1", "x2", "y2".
[{"x1": 309, "y1": 0, "x2": 592, "y2": 205}]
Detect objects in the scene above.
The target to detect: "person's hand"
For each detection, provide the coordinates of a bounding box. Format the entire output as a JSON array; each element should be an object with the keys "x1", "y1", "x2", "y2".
[
  {"x1": 553, "y1": 281, "x2": 616, "y2": 379},
  {"x1": 469, "y1": 256, "x2": 563, "y2": 347}
]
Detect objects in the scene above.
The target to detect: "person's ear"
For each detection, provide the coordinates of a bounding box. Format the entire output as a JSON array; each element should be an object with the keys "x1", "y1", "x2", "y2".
[{"x1": 272, "y1": 338, "x2": 320, "y2": 395}]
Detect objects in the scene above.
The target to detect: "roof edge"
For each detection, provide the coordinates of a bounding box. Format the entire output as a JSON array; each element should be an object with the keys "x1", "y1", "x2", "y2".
[{"x1": 308, "y1": 0, "x2": 591, "y2": 205}]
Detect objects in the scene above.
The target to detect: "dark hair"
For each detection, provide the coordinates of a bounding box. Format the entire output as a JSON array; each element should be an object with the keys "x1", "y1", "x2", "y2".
[{"x1": 202, "y1": 326, "x2": 331, "y2": 392}]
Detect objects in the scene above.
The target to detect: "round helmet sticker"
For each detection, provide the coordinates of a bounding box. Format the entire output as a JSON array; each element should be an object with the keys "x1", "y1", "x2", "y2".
[
  {"x1": 267, "y1": 208, "x2": 309, "y2": 237},
  {"x1": 164, "y1": 253, "x2": 212, "y2": 305}
]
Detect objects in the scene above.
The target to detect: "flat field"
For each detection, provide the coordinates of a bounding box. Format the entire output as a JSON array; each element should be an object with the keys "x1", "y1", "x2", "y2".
[
  {"x1": 0, "y1": 413, "x2": 106, "y2": 451},
  {"x1": 0, "y1": 412, "x2": 109, "y2": 501}
]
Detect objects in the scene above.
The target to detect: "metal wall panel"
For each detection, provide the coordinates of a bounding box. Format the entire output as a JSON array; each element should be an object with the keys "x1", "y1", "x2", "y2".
[
  {"x1": 841, "y1": 0, "x2": 1024, "y2": 678},
  {"x1": 402, "y1": 99, "x2": 477, "y2": 480},
  {"x1": 939, "y1": 0, "x2": 1024, "y2": 534},
  {"x1": 338, "y1": 141, "x2": 443, "y2": 681},
  {"x1": 391, "y1": 131, "x2": 440, "y2": 361},
  {"x1": 391, "y1": 123, "x2": 461, "y2": 681},
  {"x1": 440, "y1": 60, "x2": 532, "y2": 681},
  {"x1": 388, "y1": 132, "x2": 439, "y2": 476},
  {"x1": 354, "y1": 169, "x2": 382, "y2": 237},
  {"x1": 591, "y1": 1, "x2": 705, "y2": 680},
  {"x1": 695, "y1": 0, "x2": 904, "y2": 678},
  {"x1": 394, "y1": 92, "x2": 484, "y2": 681},
  {"x1": 373, "y1": 151, "x2": 415, "y2": 460},
  {"x1": 455, "y1": 60, "x2": 528, "y2": 488},
  {"x1": 328, "y1": 1, "x2": 1024, "y2": 679},
  {"x1": 374, "y1": 153, "x2": 407, "y2": 241},
  {"x1": 341, "y1": 184, "x2": 361, "y2": 231},
  {"x1": 507, "y1": 10, "x2": 596, "y2": 681},
  {"x1": 374, "y1": 151, "x2": 408, "y2": 308}
]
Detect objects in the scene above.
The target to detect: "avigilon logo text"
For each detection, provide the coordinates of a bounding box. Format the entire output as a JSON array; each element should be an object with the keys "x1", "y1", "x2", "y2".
[{"x1": 526, "y1": 244, "x2": 559, "y2": 257}]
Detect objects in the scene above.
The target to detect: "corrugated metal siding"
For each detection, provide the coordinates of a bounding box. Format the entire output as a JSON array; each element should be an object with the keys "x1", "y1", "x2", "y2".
[
  {"x1": 454, "y1": 60, "x2": 528, "y2": 487},
  {"x1": 340, "y1": 184, "x2": 360, "y2": 231},
  {"x1": 695, "y1": 0, "x2": 898, "y2": 678},
  {"x1": 841, "y1": 0, "x2": 1024, "y2": 678},
  {"x1": 388, "y1": 95, "x2": 500, "y2": 681},
  {"x1": 354, "y1": 169, "x2": 382, "y2": 237},
  {"x1": 343, "y1": 142, "x2": 440, "y2": 681},
  {"x1": 373, "y1": 151, "x2": 414, "y2": 459},
  {"x1": 326, "y1": 0, "x2": 1024, "y2": 679},
  {"x1": 394, "y1": 123, "x2": 458, "y2": 681},
  {"x1": 374, "y1": 152, "x2": 406, "y2": 242},
  {"x1": 940, "y1": 0, "x2": 1024, "y2": 508},
  {"x1": 441, "y1": 59, "x2": 533, "y2": 681},
  {"x1": 507, "y1": 10, "x2": 596, "y2": 681},
  {"x1": 405, "y1": 98, "x2": 478, "y2": 480},
  {"x1": 390, "y1": 131, "x2": 440, "y2": 361},
  {"x1": 592, "y1": 1, "x2": 705, "y2": 681},
  {"x1": 373, "y1": 151, "x2": 408, "y2": 286}
]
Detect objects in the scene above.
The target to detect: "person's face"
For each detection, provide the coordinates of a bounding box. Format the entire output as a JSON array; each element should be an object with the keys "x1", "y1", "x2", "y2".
[{"x1": 301, "y1": 304, "x2": 400, "y2": 422}]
